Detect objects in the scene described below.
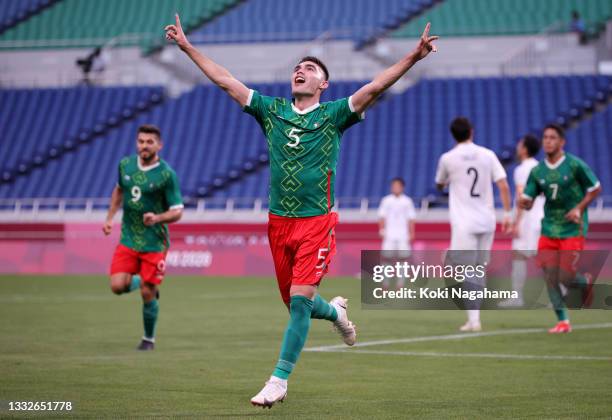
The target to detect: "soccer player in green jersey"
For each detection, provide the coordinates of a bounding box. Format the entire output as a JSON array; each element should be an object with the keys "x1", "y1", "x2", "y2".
[
  {"x1": 519, "y1": 124, "x2": 601, "y2": 333},
  {"x1": 103, "y1": 124, "x2": 184, "y2": 350},
  {"x1": 165, "y1": 14, "x2": 438, "y2": 407}
]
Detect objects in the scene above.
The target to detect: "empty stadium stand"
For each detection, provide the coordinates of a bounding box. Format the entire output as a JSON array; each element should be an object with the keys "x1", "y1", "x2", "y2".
[
  {"x1": 0, "y1": 0, "x2": 241, "y2": 50},
  {"x1": 1, "y1": 75, "x2": 609, "y2": 208},
  {"x1": 190, "y1": 0, "x2": 438, "y2": 45},
  {"x1": 0, "y1": 86, "x2": 164, "y2": 184},
  {"x1": 215, "y1": 75, "x2": 612, "y2": 203},
  {"x1": 0, "y1": 0, "x2": 60, "y2": 35},
  {"x1": 392, "y1": 0, "x2": 612, "y2": 38},
  {"x1": 566, "y1": 105, "x2": 612, "y2": 192}
]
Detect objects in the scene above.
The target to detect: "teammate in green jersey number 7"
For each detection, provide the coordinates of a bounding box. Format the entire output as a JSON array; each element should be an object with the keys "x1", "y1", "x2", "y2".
[{"x1": 165, "y1": 14, "x2": 438, "y2": 408}]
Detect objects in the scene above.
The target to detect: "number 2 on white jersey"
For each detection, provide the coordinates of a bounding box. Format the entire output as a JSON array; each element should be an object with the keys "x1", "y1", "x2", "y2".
[
  {"x1": 287, "y1": 127, "x2": 301, "y2": 148},
  {"x1": 549, "y1": 183, "x2": 558, "y2": 200}
]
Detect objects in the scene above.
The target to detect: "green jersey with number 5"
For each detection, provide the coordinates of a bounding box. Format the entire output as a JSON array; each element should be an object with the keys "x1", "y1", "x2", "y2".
[
  {"x1": 244, "y1": 89, "x2": 364, "y2": 217},
  {"x1": 523, "y1": 153, "x2": 599, "y2": 238},
  {"x1": 117, "y1": 155, "x2": 183, "y2": 252}
]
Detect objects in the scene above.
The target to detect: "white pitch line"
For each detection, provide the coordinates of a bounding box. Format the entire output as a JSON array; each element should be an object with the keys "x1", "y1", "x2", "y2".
[
  {"x1": 330, "y1": 349, "x2": 612, "y2": 361},
  {"x1": 305, "y1": 322, "x2": 612, "y2": 352}
]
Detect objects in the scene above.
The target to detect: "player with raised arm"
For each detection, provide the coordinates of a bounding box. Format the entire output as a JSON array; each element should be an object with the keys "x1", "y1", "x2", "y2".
[
  {"x1": 165, "y1": 14, "x2": 438, "y2": 408},
  {"x1": 519, "y1": 124, "x2": 601, "y2": 333},
  {"x1": 499, "y1": 135, "x2": 544, "y2": 307},
  {"x1": 103, "y1": 125, "x2": 183, "y2": 350},
  {"x1": 436, "y1": 117, "x2": 512, "y2": 332}
]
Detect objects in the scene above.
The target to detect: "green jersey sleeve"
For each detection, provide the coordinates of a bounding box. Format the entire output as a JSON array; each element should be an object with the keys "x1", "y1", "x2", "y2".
[
  {"x1": 575, "y1": 158, "x2": 600, "y2": 192},
  {"x1": 326, "y1": 96, "x2": 364, "y2": 133},
  {"x1": 522, "y1": 168, "x2": 540, "y2": 199},
  {"x1": 243, "y1": 89, "x2": 275, "y2": 126},
  {"x1": 164, "y1": 170, "x2": 183, "y2": 210},
  {"x1": 117, "y1": 157, "x2": 128, "y2": 189}
]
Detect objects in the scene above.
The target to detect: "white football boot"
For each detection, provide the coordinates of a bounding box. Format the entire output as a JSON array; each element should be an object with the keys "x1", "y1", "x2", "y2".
[
  {"x1": 459, "y1": 321, "x2": 482, "y2": 332},
  {"x1": 250, "y1": 377, "x2": 287, "y2": 408},
  {"x1": 330, "y1": 296, "x2": 357, "y2": 346}
]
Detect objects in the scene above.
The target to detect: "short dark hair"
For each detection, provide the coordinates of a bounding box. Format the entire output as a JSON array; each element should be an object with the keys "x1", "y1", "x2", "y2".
[
  {"x1": 522, "y1": 134, "x2": 541, "y2": 157},
  {"x1": 543, "y1": 123, "x2": 565, "y2": 139},
  {"x1": 449, "y1": 117, "x2": 473, "y2": 142},
  {"x1": 391, "y1": 177, "x2": 405, "y2": 187},
  {"x1": 298, "y1": 56, "x2": 329, "y2": 81},
  {"x1": 138, "y1": 124, "x2": 162, "y2": 140}
]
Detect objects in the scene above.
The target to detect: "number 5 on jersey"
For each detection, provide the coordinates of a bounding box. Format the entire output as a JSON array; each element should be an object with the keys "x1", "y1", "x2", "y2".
[{"x1": 287, "y1": 127, "x2": 302, "y2": 148}]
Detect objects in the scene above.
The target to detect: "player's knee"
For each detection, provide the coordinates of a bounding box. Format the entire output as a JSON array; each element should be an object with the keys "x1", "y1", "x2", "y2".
[
  {"x1": 140, "y1": 285, "x2": 156, "y2": 301},
  {"x1": 110, "y1": 283, "x2": 125, "y2": 295}
]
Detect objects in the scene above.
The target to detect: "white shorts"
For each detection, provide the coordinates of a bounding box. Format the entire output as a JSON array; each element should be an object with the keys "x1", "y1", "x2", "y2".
[
  {"x1": 382, "y1": 238, "x2": 411, "y2": 259},
  {"x1": 512, "y1": 219, "x2": 540, "y2": 257},
  {"x1": 449, "y1": 228, "x2": 494, "y2": 265}
]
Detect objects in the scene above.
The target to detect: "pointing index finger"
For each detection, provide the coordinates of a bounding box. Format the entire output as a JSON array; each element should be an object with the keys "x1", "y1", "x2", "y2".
[
  {"x1": 422, "y1": 22, "x2": 430, "y2": 39},
  {"x1": 175, "y1": 13, "x2": 182, "y2": 29}
]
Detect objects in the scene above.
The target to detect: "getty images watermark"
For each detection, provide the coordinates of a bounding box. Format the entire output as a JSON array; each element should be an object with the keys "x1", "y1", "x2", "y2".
[{"x1": 360, "y1": 250, "x2": 612, "y2": 310}]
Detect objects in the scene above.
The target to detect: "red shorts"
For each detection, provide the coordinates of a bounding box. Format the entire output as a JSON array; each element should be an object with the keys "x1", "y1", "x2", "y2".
[
  {"x1": 268, "y1": 212, "x2": 338, "y2": 305},
  {"x1": 110, "y1": 244, "x2": 167, "y2": 285},
  {"x1": 537, "y1": 235, "x2": 585, "y2": 274}
]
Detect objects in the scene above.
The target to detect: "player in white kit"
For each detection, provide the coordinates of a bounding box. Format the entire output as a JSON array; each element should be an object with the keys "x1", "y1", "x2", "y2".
[
  {"x1": 499, "y1": 135, "x2": 544, "y2": 307},
  {"x1": 378, "y1": 178, "x2": 417, "y2": 288},
  {"x1": 435, "y1": 117, "x2": 512, "y2": 331}
]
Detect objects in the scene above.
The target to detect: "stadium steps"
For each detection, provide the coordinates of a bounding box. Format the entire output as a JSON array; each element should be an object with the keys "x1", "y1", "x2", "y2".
[
  {"x1": 1, "y1": 76, "x2": 610, "y2": 203},
  {"x1": 355, "y1": 0, "x2": 443, "y2": 49},
  {"x1": 565, "y1": 102, "x2": 612, "y2": 191},
  {"x1": 0, "y1": 0, "x2": 62, "y2": 36},
  {"x1": 0, "y1": 0, "x2": 242, "y2": 51},
  {"x1": 208, "y1": 75, "x2": 612, "y2": 205},
  {"x1": 391, "y1": 0, "x2": 612, "y2": 38},
  {"x1": 0, "y1": 86, "x2": 165, "y2": 185},
  {"x1": 189, "y1": 0, "x2": 440, "y2": 46}
]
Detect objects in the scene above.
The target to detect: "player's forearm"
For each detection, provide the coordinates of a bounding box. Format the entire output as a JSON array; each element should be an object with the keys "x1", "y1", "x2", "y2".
[
  {"x1": 182, "y1": 43, "x2": 232, "y2": 82},
  {"x1": 352, "y1": 52, "x2": 419, "y2": 113},
  {"x1": 497, "y1": 180, "x2": 512, "y2": 211},
  {"x1": 373, "y1": 52, "x2": 419, "y2": 93},
  {"x1": 576, "y1": 187, "x2": 601, "y2": 212},
  {"x1": 409, "y1": 221, "x2": 415, "y2": 241},
  {"x1": 514, "y1": 186, "x2": 524, "y2": 223},
  {"x1": 155, "y1": 209, "x2": 183, "y2": 224},
  {"x1": 105, "y1": 188, "x2": 122, "y2": 222},
  {"x1": 181, "y1": 44, "x2": 249, "y2": 106}
]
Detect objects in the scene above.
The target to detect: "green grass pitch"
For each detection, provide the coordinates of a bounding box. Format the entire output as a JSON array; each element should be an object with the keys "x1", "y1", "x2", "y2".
[{"x1": 1, "y1": 275, "x2": 611, "y2": 419}]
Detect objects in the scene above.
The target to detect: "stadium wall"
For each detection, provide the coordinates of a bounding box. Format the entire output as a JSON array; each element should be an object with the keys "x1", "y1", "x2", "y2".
[
  {"x1": 2, "y1": 220, "x2": 612, "y2": 277},
  {"x1": 0, "y1": 34, "x2": 597, "y2": 88}
]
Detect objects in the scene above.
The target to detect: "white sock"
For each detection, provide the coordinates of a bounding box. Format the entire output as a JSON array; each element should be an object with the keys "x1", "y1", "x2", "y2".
[
  {"x1": 511, "y1": 259, "x2": 527, "y2": 298},
  {"x1": 467, "y1": 309, "x2": 480, "y2": 323},
  {"x1": 270, "y1": 376, "x2": 287, "y2": 385}
]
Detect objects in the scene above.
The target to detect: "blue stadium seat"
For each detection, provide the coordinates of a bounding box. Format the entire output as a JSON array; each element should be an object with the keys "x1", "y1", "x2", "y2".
[
  {"x1": 0, "y1": 86, "x2": 164, "y2": 182},
  {"x1": 190, "y1": 0, "x2": 433, "y2": 45},
  {"x1": 0, "y1": 0, "x2": 58, "y2": 34},
  {"x1": 1, "y1": 75, "x2": 610, "y2": 206}
]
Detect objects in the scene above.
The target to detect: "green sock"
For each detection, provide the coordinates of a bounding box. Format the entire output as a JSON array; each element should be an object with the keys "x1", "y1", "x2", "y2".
[
  {"x1": 143, "y1": 299, "x2": 159, "y2": 340},
  {"x1": 547, "y1": 285, "x2": 568, "y2": 322},
  {"x1": 310, "y1": 295, "x2": 338, "y2": 321},
  {"x1": 272, "y1": 295, "x2": 313, "y2": 380},
  {"x1": 126, "y1": 275, "x2": 140, "y2": 293},
  {"x1": 572, "y1": 273, "x2": 588, "y2": 288}
]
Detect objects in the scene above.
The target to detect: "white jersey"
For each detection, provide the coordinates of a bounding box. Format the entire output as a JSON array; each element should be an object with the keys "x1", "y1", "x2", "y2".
[
  {"x1": 378, "y1": 193, "x2": 416, "y2": 241},
  {"x1": 513, "y1": 157, "x2": 544, "y2": 225},
  {"x1": 512, "y1": 157, "x2": 544, "y2": 252},
  {"x1": 435, "y1": 142, "x2": 507, "y2": 234}
]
